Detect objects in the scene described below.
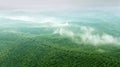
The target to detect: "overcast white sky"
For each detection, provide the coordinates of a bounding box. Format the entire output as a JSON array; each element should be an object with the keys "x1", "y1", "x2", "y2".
[{"x1": 0, "y1": 0, "x2": 120, "y2": 10}]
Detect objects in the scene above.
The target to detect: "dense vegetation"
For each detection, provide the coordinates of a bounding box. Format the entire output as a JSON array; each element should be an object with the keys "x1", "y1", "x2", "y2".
[{"x1": 0, "y1": 32, "x2": 120, "y2": 67}]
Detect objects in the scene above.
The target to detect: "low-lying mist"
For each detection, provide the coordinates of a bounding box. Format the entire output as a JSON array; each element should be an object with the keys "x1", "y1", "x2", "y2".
[
  {"x1": 54, "y1": 26, "x2": 120, "y2": 45},
  {"x1": 0, "y1": 10, "x2": 120, "y2": 46}
]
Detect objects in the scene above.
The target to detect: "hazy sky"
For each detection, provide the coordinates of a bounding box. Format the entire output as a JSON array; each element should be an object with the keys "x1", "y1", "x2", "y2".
[{"x1": 0, "y1": 0, "x2": 120, "y2": 10}]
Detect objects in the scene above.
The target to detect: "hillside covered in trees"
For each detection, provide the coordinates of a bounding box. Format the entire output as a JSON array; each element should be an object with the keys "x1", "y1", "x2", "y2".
[{"x1": 0, "y1": 10, "x2": 120, "y2": 67}]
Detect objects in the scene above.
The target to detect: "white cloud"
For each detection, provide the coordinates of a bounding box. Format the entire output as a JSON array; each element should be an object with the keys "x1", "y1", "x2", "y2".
[
  {"x1": 39, "y1": 17, "x2": 70, "y2": 27},
  {"x1": 80, "y1": 26, "x2": 119, "y2": 45},
  {"x1": 53, "y1": 28, "x2": 74, "y2": 38},
  {"x1": 4, "y1": 15, "x2": 37, "y2": 22},
  {"x1": 53, "y1": 26, "x2": 120, "y2": 45},
  {"x1": 0, "y1": 15, "x2": 70, "y2": 28},
  {"x1": 0, "y1": 15, "x2": 40, "y2": 23}
]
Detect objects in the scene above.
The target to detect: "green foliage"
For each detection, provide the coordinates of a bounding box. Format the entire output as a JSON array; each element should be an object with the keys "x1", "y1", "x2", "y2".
[{"x1": 0, "y1": 32, "x2": 120, "y2": 67}]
